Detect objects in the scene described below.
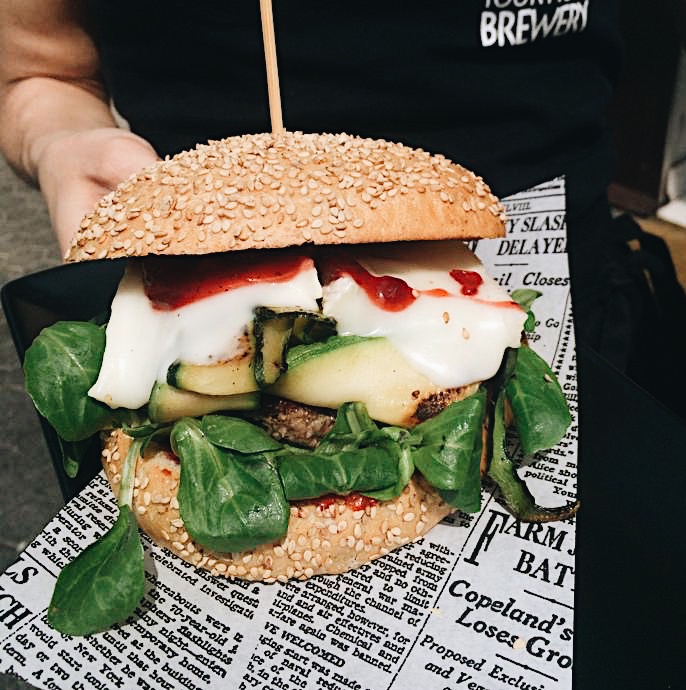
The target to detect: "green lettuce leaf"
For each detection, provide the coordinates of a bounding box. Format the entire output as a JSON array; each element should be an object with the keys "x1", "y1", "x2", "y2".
[
  {"x1": 172, "y1": 418, "x2": 289, "y2": 553},
  {"x1": 24, "y1": 321, "x2": 119, "y2": 441},
  {"x1": 409, "y1": 389, "x2": 486, "y2": 513},
  {"x1": 48, "y1": 438, "x2": 145, "y2": 635},
  {"x1": 277, "y1": 403, "x2": 401, "y2": 500},
  {"x1": 488, "y1": 392, "x2": 578, "y2": 522},
  {"x1": 506, "y1": 346, "x2": 571, "y2": 455}
]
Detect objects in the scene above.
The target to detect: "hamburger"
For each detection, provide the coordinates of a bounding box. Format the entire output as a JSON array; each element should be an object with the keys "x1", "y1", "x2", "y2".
[{"x1": 24, "y1": 131, "x2": 575, "y2": 635}]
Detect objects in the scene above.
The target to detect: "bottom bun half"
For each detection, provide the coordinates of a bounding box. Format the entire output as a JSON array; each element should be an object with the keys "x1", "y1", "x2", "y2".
[{"x1": 102, "y1": 429, "x2": 453, "y2": 582}]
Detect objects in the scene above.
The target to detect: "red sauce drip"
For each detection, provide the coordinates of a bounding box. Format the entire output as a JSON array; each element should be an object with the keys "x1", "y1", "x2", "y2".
[
  {"x1": 319, "y1": 254, "x2": 416, "y2": 312},
  {"x1": 142, "y1": 253, "x2": 313, "y2": 310},
  {"x1": 315, "y1": 493, "x2": 379, "y2": 512},
  {"x1": 450, "y1": 269, "x2": 483, "y2": 296},
  {"x1": 345, "y1": 493, "x2": 379, "y2": 511},
  {"x1": 320, "y1": 254, "x2": 495, "y2": 310},
  {"x1": 316, "y1": 495, "x2": 338, "y2": 511}
]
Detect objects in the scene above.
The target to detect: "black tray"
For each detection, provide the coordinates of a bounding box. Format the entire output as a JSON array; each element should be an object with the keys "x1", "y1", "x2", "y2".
[
  {"x1": 2, "y1": 261, "x2": 685, "y2": 689},
  {"x1": 1, "y1": 260, "x2": 125, "y2": 500}
]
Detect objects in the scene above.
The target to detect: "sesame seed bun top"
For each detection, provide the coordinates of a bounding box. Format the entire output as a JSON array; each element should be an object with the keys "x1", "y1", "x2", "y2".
[{"x1": 66, "y1": 131, "x2": 506, "y2": 263}]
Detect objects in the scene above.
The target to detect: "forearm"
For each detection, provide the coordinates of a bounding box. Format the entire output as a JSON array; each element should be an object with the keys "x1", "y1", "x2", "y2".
[{"x1": 0, "y1": 75, "x2": 117, "y2": 184}]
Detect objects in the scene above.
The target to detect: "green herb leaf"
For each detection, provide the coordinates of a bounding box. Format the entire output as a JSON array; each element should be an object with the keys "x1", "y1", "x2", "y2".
[
  {"x1": 511, "y1": 289, "x2": 541, "y2": 333},
  {"x1": 488, "y1": 392, "x2": 578, "y2": 522},
  {"x1": 505, "y1": 346, "x2": 571, "y2": 455},
  {"x1": 122, "y1": 421, "x2": 173, "y2": 457},
  {"x1": 437, "y1": 423, "x2": 484, "y2": 513},
  {"x1": 201, "y1": 415, "x2": 282, "y2": 453},
  {"x1": 172, "y1": 418, "x2": 289, "y2": 552},
  {"x1": 23, "y1": 322, "x2": 119, "y2": 441},
  {"x1": 278, "y1": 445, "x2": 399, "y2": 500},
  {"x1": 48, "y1": 436, "x2": 146, "y2": 636},
  {"x1": 409, "y1": 389, "x2": 486, "y2": 513},
  {"x1": 363, "y1": 428, "x2": 415, "y2": 501},
  {"x1": 314, "y1": 401, "x2": 379, "y2": 454},
  {"x1": 277, "y1": 404, "x2": 403, "y2": 500},
  {"x1": 47, "y1": 504, "x2": 145, "y2": 635},
  {"x1": 510, "y1": 289, "x2": 542, "y2": 313}
]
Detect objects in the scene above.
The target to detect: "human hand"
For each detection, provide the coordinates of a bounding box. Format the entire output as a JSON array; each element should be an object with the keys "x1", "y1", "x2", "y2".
[{"x1": 35, "y1": 128, "x2": 159, "y2": 256}]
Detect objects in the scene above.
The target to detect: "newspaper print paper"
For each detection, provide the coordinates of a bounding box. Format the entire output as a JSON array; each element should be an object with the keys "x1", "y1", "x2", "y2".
[{"x1": 0, "y1": 177, "x2": 577, "y2": 690}]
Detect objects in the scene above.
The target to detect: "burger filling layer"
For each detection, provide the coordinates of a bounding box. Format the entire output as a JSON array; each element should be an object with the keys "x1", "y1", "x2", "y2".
[
  {"x1": 89, "y1": 255, "x2": 321, "y2": 409},
  {"x1": 320, "y1": 241, "x2": 526, "y2": 389}
]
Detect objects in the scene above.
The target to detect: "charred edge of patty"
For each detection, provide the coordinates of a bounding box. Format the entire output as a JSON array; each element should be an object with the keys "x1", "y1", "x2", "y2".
[
  {"x1": 412, "y1": 386, "x2": 476, "y2": 423},
  {"x1": 250, "y1": 396, "x2": 336, "y2": 448}
]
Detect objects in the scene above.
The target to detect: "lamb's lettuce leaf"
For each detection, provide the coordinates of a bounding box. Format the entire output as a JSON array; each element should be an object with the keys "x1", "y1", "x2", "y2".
[
  {"x1": 409, "y1": 389, "x2": 486, "y2": 512},
  {"x1": 23, "y1": 321, "x2": 118, "y2": 441},
  {"x1": 487, "y1": 392, "x2": 578, "y2": 522},
  {"x1": 506, "y1": 346, "x2": 571, "y2": 455},
  {"x1": 277, "y1": 403, "x2": 402, "y2": 500},
  {"x1": 48, "y1": 437, "x2": 145, "y2": 635},
  {"x1": 511, "y1": 289, "x2": 541, "y2": 332},
  {"x1": 172, "y1": 418, "x2": 289, "y2": 553}
]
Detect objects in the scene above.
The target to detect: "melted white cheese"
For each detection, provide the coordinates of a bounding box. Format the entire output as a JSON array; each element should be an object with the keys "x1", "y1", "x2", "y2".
[
  {"x1": 321, "y1": 241, "x2": 526, "y2": 389},
  {"x1": 89, "y1": 260, "x2": 322, "y2": 409}
]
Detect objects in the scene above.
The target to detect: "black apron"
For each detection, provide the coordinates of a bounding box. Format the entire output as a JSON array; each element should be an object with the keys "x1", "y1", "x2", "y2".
[{"x1": 88, "y1": 0, "x2": 621, "y2": 219}]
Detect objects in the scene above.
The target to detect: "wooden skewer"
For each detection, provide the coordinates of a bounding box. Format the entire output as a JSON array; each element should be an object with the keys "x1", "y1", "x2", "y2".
[{"x1": 260, "y1": 0, "x2": 284, "y2": 134}]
